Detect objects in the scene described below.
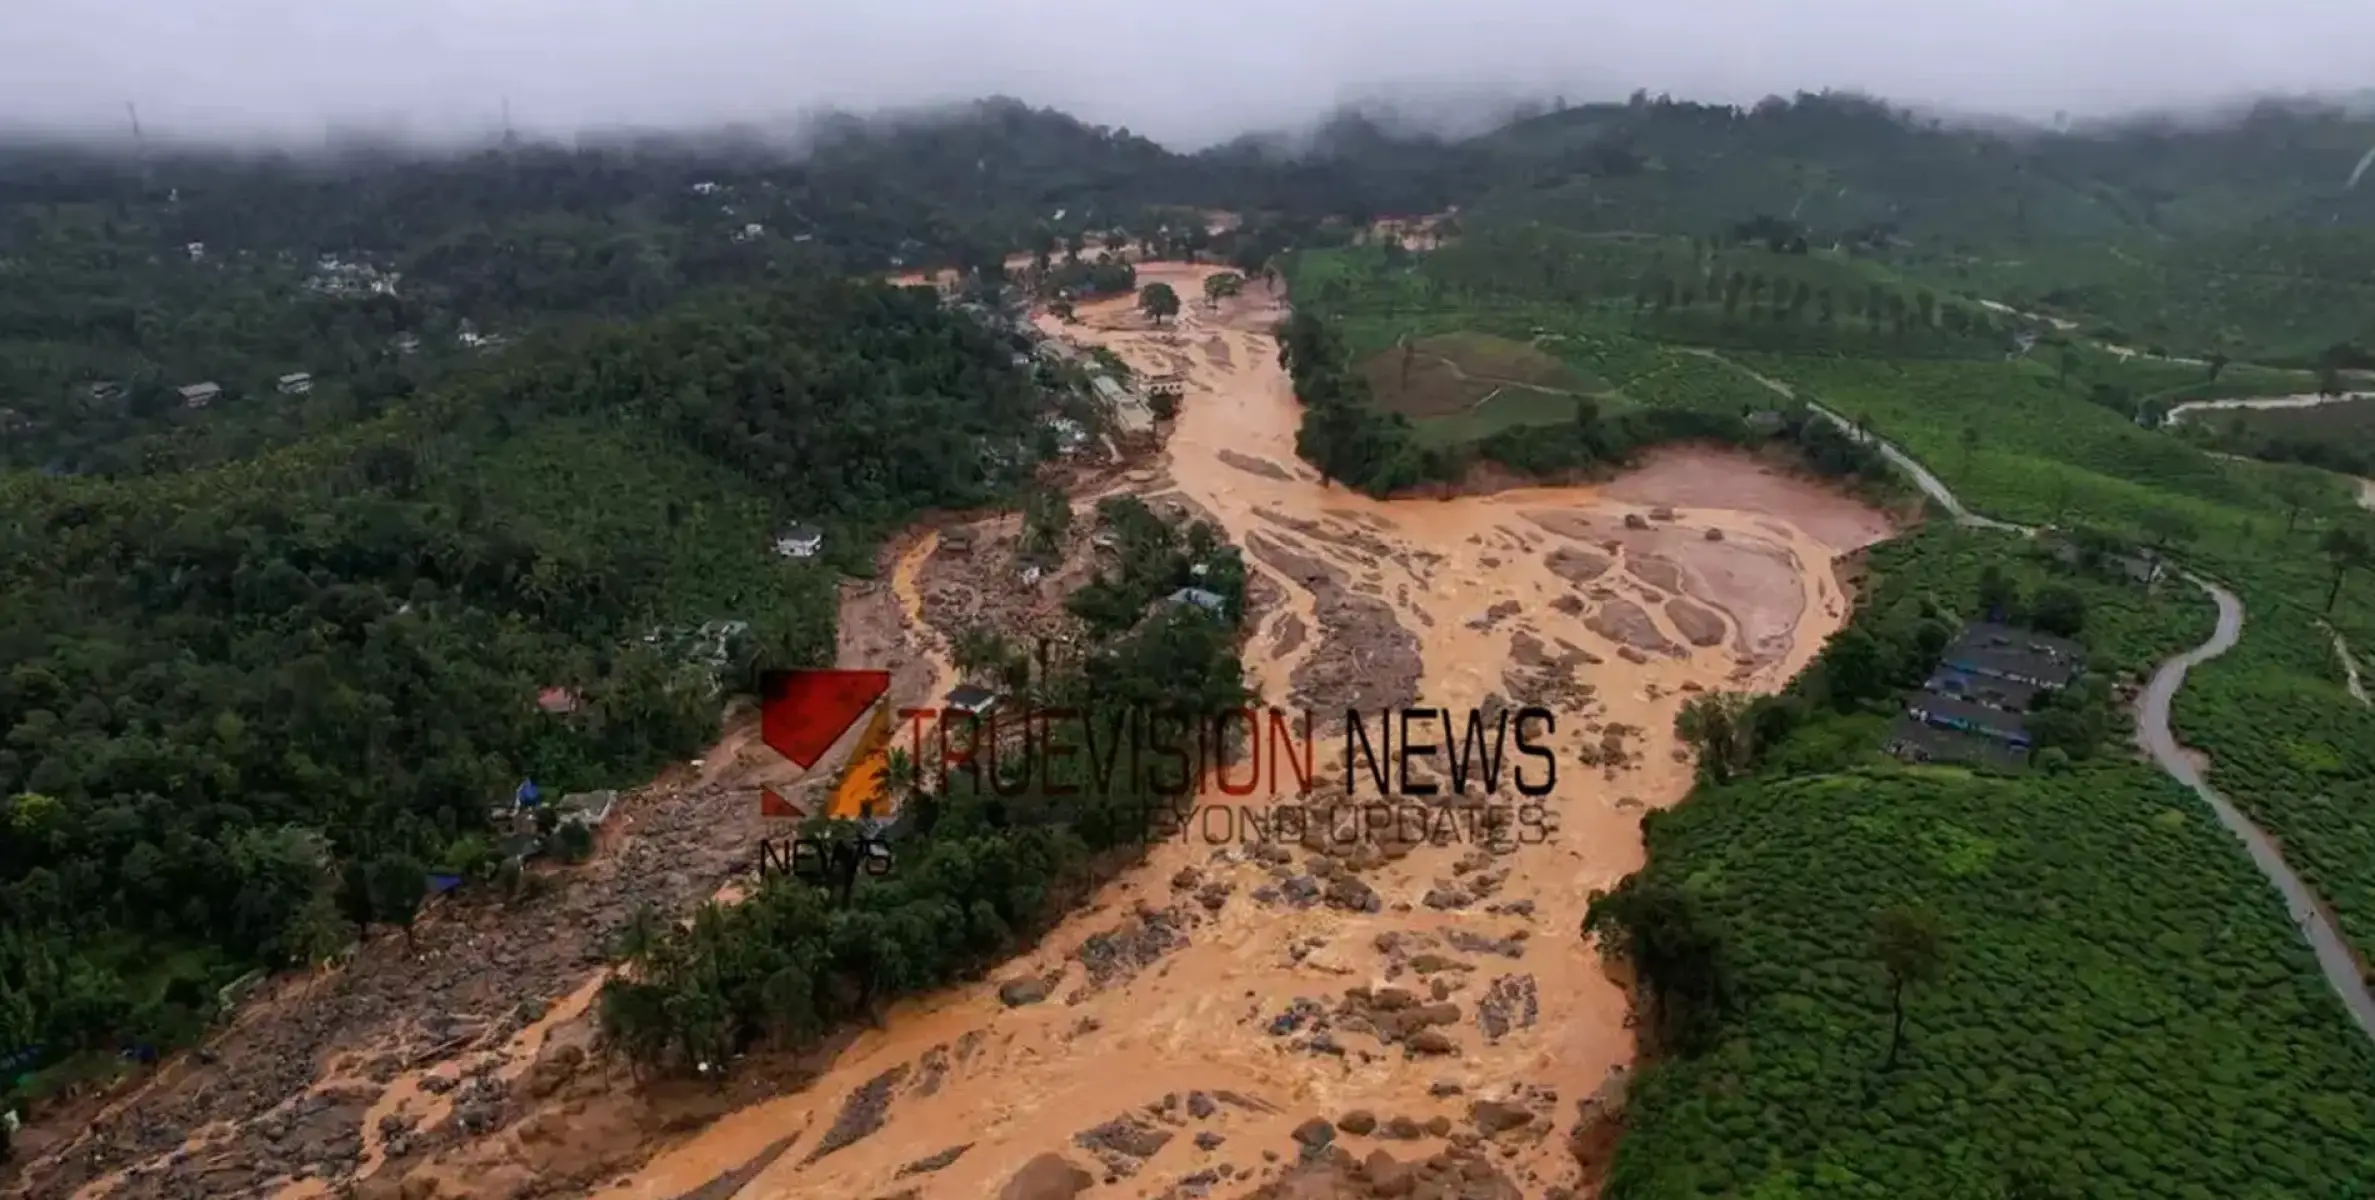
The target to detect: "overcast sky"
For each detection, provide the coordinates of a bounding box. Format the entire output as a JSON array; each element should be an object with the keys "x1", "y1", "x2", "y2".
[{"x1": 4, "y1": 0, "x2": 2372, "y2": 148}]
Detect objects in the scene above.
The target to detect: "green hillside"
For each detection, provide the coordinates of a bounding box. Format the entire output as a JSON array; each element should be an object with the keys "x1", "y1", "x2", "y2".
[
  {"x1": 0, "y1": 278, "x2": 1045, "y2": 1092},
  {"x1": 1595, "y1": 527, "x2": 2375, "y2": 1198}
]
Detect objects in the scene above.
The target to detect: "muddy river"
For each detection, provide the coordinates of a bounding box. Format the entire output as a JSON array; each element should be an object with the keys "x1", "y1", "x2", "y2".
[
  {"x1": 9, "y1": 265, "x2": 1889, "y2": 1200},
  {"x1": 603, "y1": 266, "x2": 1892, "y2": 1198}
]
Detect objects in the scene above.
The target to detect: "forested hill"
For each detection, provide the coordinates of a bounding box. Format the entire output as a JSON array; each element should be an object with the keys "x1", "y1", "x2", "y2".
[
  {"x1": 1456, "y1": 92, "x2": 2375, "y2": 360},
  {"x1": 0, "y1": 276, "x2": 1044, "y2": 1082},
  {"x1": 0, "y1": 97, "x2": 1469, "y2": 474},
  {"x1": 15, "y1": 89, "x2": 2375, "y2": 473}
]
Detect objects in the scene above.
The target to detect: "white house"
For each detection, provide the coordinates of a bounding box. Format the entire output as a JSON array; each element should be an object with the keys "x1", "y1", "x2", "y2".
[
  {"x1": 185, "y1": 242, "x2": 206, "y2": 262},
  {"x1": 774, "y1": 525, "x2": 824, "y2": 559},
  {"x1": 277, "y1": 372, "x2": 312, "y2": 396},
  {"x1": 178, "y1": 382, "x2": 222, "y2": 409},
  {"x1": 556, "y1": 789, "x2": 620, "y2": 833},
  {"x1": 1167, "y1": 587, "x2": 1228, "y2": 615}
]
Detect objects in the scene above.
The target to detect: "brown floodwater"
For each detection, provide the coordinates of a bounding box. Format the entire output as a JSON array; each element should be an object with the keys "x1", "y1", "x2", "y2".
[{"x1": 597, "y1": 263, "x2": 1893, "y2": 1199}]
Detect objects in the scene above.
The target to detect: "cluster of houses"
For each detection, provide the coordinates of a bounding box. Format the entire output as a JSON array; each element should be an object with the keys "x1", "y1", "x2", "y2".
[
  {"x1": 170, "y1": 376, "x2": 303, "y2": 410},
  {"x1": 487, "y1": 779, "x2": 623, "y2": 867},
  {"x1": 1886, "y1": 621, "x2": 2087, "y2": 770},
  {"x1": 304, "y1": 255, "x2": 401, "y2": 298}
]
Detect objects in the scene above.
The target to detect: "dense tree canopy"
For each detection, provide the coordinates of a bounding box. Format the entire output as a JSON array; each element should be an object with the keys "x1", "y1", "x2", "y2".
[{"x1": 0, "y1": 276, "x2": 1045, "y2": 1088}]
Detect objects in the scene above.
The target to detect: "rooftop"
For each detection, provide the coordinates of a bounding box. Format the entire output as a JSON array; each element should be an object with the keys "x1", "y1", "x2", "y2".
[
  {"x1": 1886, "y1": 715, "x2": 2028, "y2": 770},
  {"x1": 1905, "y1": 691, "x2": 2031, "y2": 741},
  {"x1": 557, "y1": 790, "x2": 620, "y2": 827},
  {"x1": 1167, "y1": 587, "x2": 1229, "y2": 613},
  {"x1": 946, "y1": 684, "x2": 1000, "y2": 713},
  {"x1": 1941, "y1": 621, "x2": 2084, "y2": 686},
  {"x1": 1923, "y1": 668, "x2": 2040, "y2": 713}
]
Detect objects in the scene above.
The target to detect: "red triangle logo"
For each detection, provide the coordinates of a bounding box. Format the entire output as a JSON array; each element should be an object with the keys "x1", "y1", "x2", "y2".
[
  {"x1": 760, "y1": 668, "x2": 893, "y2": 770},
  {"x1": 759, "y1": 786, "x2": 803, "y2": 819}
]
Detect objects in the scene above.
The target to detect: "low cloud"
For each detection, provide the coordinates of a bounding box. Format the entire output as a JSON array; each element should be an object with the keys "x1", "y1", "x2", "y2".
[{"x1": 4, "y1": 0, "x2": 2373, "y2": 147}]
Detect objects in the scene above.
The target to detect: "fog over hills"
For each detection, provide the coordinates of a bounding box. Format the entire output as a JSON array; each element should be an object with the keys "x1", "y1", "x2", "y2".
[{"x1": 6, "y1": 0, "x2": 2375, "y2": 147}]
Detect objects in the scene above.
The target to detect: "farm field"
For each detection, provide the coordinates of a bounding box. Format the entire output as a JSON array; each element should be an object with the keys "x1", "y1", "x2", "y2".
[
  {"x1": 1602, "y1": 525, "x2": 2375, "y2": 1199},
  {"x1": 1295, "y1": 246, "x2": 1851, "y2": 449},
  {"x1": 1613, "y1": 762, "x2": 2375, "y2": 1198},
  {"x1": 1358, "y1": 330, "x2": 1598, "y2": 419},
  {"x1": 1731, "y1": 349, "x2": 2375, "y2": 966}
]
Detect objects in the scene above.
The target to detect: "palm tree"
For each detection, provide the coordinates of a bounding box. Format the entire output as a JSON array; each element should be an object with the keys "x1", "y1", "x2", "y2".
[{"x1": 1872, "y1": 905, "x2": 1944, "y2": 1070}]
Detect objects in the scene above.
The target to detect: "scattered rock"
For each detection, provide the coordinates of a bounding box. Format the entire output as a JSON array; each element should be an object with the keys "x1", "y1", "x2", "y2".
[
  {"x1": 1623, "y1": 513, "x2": 1651, "y2": 530},
  {"x1": 1075, "y1": 1115, "x2": 1175, "y2": 1161},
  {"x1": 1586, "y1": 596, "x2": 1682, "y2": 658},
  {"x1": 1337, "y1": 1109, "x2": 1377, "y2": 1136},
  {"x1": 1072, "y1": 1113, "x2": 1175, "y2": 1181},
  {"x1": 519, "y1": 1043, "x2": 584, "y2": 1101},
  {"x1": 897, "y1": 1144, "x2": 972, "y2": 1177},
  {"x1": 1291, "y1": 1118, "x2": 1337, "y2": 1149},
  {"x1": 803, "y1": 1065, "x2": 909, "y2": 1164},
  {"x1": 999, "y1": 974, "x2": 1051, "y2": 1007},
  {"x1": 1477, "y1": 975, "x2": 1541, "y2": 1041},
  {"x1": 1366, "y1": 1149, "x2": 1414, "y2": 1197},
  {"x1": 1324, "y1": 874, "x2": 1381, "y2": 913},
  {"x1": 1471, "y1": 1100, "x2": 1535, "y2": 1136},
  {"x1": 1666, "y1": 597, "x2": 1727, "y2": 648},
  {"x1": 1704, "y1": 527, "x2": 1725, "y2": 541},
  {"x1": 997, "y1": 1152, "x2": 1094, "y2": 1200}
]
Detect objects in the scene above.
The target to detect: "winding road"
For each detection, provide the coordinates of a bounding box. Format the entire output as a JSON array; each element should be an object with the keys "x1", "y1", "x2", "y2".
[
  {"x1": 2159, "y1": 390, "x2": 2375, "y2": 429},
  {"x1": 1697, "y1": 350, "x2": 2375, "y2": 1039}
]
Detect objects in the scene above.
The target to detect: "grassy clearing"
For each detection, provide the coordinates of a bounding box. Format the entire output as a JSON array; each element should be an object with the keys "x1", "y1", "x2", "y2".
[
  {"x1": 1406, "y1": 387, "x2": 1586, "y2": 446},
  {"x1": 1357, "y1": 331, "x2": 1596, "y2": 419},
  {"x1": 1606, "y1": 526, "x2": 2375, "y2": 1199}
]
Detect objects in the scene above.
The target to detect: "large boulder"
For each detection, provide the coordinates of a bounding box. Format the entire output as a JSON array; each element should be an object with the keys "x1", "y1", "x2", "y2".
[{"x1": 996, "y1": 1152, "x2": 1094, "y2": 1200}]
